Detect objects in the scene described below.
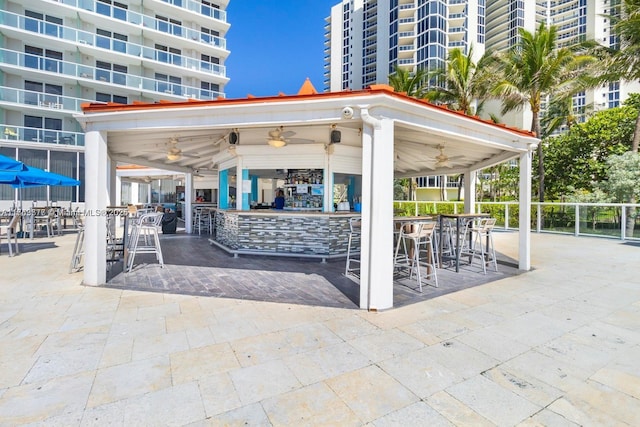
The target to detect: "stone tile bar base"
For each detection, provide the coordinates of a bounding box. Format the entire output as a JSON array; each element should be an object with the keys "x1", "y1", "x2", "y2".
[{"x1": 213, "y1": 210, "x2": 361, "y2": 259}]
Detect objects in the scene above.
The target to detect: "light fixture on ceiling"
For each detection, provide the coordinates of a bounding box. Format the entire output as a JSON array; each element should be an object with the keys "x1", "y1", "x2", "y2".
[
  {"x1": 267, "y1": 126, "x2": 288, "y2": 148},
  {"x1": 166, "y1": 137, "x2": 183, "y2": 161},
  {"x1": 267, "y1": 138, "x2": 287, "y2": 148}
]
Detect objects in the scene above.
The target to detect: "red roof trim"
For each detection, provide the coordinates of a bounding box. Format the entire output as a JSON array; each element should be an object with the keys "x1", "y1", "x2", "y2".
[{"x1": 80, "y1": 87, "x2": 535, "y2": 137}]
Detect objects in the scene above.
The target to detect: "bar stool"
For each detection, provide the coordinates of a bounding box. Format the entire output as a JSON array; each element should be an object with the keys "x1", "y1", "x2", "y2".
[
  {"x1": 69, "y1": 216, "x2": 84, "y2": 273},
  {"x1": 1, "y1": 213, "x2": 21, "y2": 257},
  {"x1": 127, "y1": 212, "x2": 164, "y2": 272},
  {"x1": 470, "y1": 217, "x2": 498, "y2": 274},
  {"x1": 435, "y1": 218, "x2": 450, "y2": 265},
  {"x1": 193, "y1": 207, "x2": 211, "y2": 235},
  {"x1": 344, "y1": 216, "x2": 361, "y2": 277},
  {"x1": 394, "y1": 221, "x2": 438, "y2": 291}
]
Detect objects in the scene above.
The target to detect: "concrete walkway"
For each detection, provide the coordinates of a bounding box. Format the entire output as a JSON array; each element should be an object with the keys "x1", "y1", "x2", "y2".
[{"x1": 0, "y1": 232, "x2": 638, "y2": 426}]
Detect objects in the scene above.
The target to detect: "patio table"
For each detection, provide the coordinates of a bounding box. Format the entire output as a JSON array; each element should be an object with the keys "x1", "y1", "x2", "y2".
[{"x1": 438, "y1": 213, "x2": 490, "y2": 272}]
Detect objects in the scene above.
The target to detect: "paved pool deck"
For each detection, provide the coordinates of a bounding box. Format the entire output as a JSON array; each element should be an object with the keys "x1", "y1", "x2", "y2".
[{"x1": 0, "y1": 231, "x2": 638, "y2": 425}]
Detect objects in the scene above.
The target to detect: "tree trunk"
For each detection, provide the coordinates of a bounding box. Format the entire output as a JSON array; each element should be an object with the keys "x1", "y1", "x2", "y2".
[
  {"x1": 632, "y1": 111, "x2": 640, "y2": 153},
  {"x1": 457, "y1": 174, "x2": 464, "y2": 201},
  {"x1": 625, "y1": 112, "x2": 640, "y2": 238},
  {"x1": 532, "y1": 111, "x2": 544, "y2": 202}
]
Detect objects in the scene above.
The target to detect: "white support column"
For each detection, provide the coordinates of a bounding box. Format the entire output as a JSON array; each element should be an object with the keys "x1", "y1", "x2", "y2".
[
  {"x1": 147, "y1": 183, "x2": 152, "y2": 204},
  {"x1": 236, "y1": 157, "x2": 243, "y2": 211},
  {"x1": 360, "y1": 111, "x2": 394, "y2": 311},
  {"x1": 83, "y1": 130, "x2": 108, "y2": 286},
  {"x1": 463, "y1": 170, "x2": 477, "y2": 213},
  {"x1": 519, "y1": 150, "x2": 532, "y2": 271},
  {"x1": 185, "y1": 173, "x2": 193, "y2": 233},
  {"x1": 115, "y1": 175, "x2": 122, "y2": 207},
  {"x1": 131, "y1": 182, "x2": 139, "y2": 205},
  {"x1": 324, "y1": 145, "x2": 333, "y2": 212},
  {"x1": 107, "y1": 157, "x2": 117, "y2": 207}
]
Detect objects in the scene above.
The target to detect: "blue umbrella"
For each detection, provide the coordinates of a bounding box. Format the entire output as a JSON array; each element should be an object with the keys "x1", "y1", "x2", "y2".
[
  {"x1": 0, "y1": 154, "x2": 80, "y2": 187},
  {"x1": 0, "y1": 154, "x2": 80, "y2": 237},
  {"x1": 0, "y1": 154, "x2": 26, "y2": 171}
]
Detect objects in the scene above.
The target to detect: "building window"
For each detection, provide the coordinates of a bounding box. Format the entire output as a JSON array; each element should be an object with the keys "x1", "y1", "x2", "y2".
[
  {"x1": 96, "y1": 92, "x2": 127, "y2": 104},
  {"x1": 97, "y1": 0, "x2": 128, "y2": 21},
  {"x1": 200, "y1": 81, "x2": 219, "y2": 99},
  {"x1": 201, "y1": 27, "x2": 221, "y2": 46},
  {"x1": 23, "y1": 115, "x2": 62, "y2": 144},
  {"x1": 200, "y1": 54, "x2": 220, "y2": 73},
  {"x1": 201, "y1": 0, "x2": 221, "y2": 19},
  {"x1": 25, "y1": 10, "x2": 62, "y2": 37},
  {"x1": 25, "y1": 46, "x2": 62, "y2": 73},
  {"x1": 156, "y1": 15, "x2": 182, "y2": 36},
  {"x1": 96, "y1": 61, "x2": 127, "y2": 85},
  {"x1": 156, "y1": 73, "x2": 182, "y2": 95},
  {"x1": 96, "y1": 29, "x2": 128, "y2": 53},
  {"x1": 155, "y1": 44, "x2": 182, "y2": 66},
  {"x1": 24, "y1": 81, "x2": 62, "y2": 107}
]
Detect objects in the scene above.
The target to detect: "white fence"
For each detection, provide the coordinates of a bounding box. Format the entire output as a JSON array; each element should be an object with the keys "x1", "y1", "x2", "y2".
[{"x1": 393, "y1": 200, "x2": 640, "y2": 240}]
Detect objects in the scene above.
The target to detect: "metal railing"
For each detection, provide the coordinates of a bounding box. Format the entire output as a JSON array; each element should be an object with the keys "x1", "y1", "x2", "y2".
[
  {"x1": 45, "y1": 0, "x2": 226, "y2": 48},
  {"x1": 2, "y1": 125, "x2": 85, "y2": 146},
  {"x1": 0, "y1": 48, "x2": 223, "y2": 99},
  {"x1": 0, "y1": 86, "x2": 94, "y2": 113},
  {"x1": 393, "y1": 200, "x2": 640, "y2": 240},
  {"x1": 0, "y1": 11, "x2": 227, "y2": 77}
]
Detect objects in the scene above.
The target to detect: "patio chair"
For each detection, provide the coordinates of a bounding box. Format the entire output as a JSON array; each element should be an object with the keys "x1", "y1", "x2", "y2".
[
  {"x1": 193, "y1": 207, "x2": 211, "y2": 235},
  {"x1": 69, "y1": 216, "x2": 84, "y2": 273},
  {"x1": 126, "y1": 211, "x2": 164, "y2": 272},
  {"x1": 470, "y1": 217, "x2": 498, "y2": 274},
  {"x1": 344, "y1": 216, "x2": 361, "y2": 277},
  {"x1": 393, "y1": 221, "x2": 438, "y2": 291},
  {"x1": 1, "y1": 213, "x2": 21, "y2": 256}
]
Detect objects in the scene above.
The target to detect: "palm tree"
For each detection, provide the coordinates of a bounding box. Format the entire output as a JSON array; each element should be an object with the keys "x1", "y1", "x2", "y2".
[
  {"x1": 387, "y1": 64, "x2": 428, "y2": 98},
  {"x1": 388, "y1": 65, "x2": 429, "y2": 201},
  {"x1": 488, "y1": 23, "x2": 596, "y2": 202},
  {"x1": 424, "y1": 45, "x2": 488, "y2": 115},
  {"x1": 423, "y1": 46, "x2": 492, "y2": 201},
  {"x1": 607, "y1": 0, "x2": 640, "y2": 153},
  {"x1": 603, "y1": 0, "x2": 640, "y2": 236}
]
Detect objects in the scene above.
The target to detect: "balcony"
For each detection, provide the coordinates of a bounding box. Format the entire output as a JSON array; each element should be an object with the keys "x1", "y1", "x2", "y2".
[
  {"x1": 0, "y1": 48, "x2": 223, "y2": 100},
  {"x1": 399, "y1": 4, "x2": 415, "y2": 11},
  {"x1": 398, "y1": 31, "x2": 416, "y2": 39},
  {"x1": 1, "y1": 124, "x2": 85, "y2": 146},
  {"x1": 27, "y1": 3, "x2": 228, "y2": 50},
  {"x1": 160, "y1": 0, "x2": 227, "y2": 23},
  {"x1": 0, "y1": 86, "x2": 93, "y2": 112},
  {"x1": 0, "y1": 11, "x2": 227, "y2": 78}
]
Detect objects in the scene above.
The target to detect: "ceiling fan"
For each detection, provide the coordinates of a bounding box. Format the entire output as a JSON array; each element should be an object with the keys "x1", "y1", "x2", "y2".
[
  {"x1": 165, "y1": 137, "x2": 201, "y2": 161},
  {"x1": 413, "y1": 143, "x2": 464, "y2": 168},
  {"x1": 266, "y1": 126, "x2": 315, "y2": 147},
  {"x1": 267, "y1": 126, "x2": 294, "y2": 148}
]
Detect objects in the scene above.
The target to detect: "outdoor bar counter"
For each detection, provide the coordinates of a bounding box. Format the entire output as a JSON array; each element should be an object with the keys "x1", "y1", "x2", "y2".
[{"x1": 210, "y1": 209, "x2": 360, "y2": 261}]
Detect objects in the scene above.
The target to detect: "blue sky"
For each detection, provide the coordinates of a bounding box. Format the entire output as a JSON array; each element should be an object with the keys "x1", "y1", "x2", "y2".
[{"x1": 224, "y1": 0, "x2": 337, "y2": 99}]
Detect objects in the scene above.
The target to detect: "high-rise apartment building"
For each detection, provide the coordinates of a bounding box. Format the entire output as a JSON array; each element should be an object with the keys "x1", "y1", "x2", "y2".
[
  {"x1": 485, "y1": 0, "x2": 639, "y2": 129},
  {"x1": 0, "y1": 0, "x2": 230, "y2": 206},
  {"x1": 324, "y1": 0, "x2": 486, "y2": 93},
  {"x1": 325, "y1": 0, "x2": 638, "y2": 125}
]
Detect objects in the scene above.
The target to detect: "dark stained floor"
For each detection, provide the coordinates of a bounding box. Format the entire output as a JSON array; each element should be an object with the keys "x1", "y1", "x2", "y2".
[{"x1": 105, "y1": 231, "x2": 521, "y2": 310}]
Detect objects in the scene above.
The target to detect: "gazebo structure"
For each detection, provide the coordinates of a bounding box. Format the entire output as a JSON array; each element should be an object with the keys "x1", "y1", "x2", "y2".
[{"x1": 75, "y1": 83, "x2": 538, "y2": 311}]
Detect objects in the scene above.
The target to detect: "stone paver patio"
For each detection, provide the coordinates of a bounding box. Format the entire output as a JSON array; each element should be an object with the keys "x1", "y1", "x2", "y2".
[{"x1": 0, "y1": 231, "x2": 638, "y2": 425}]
